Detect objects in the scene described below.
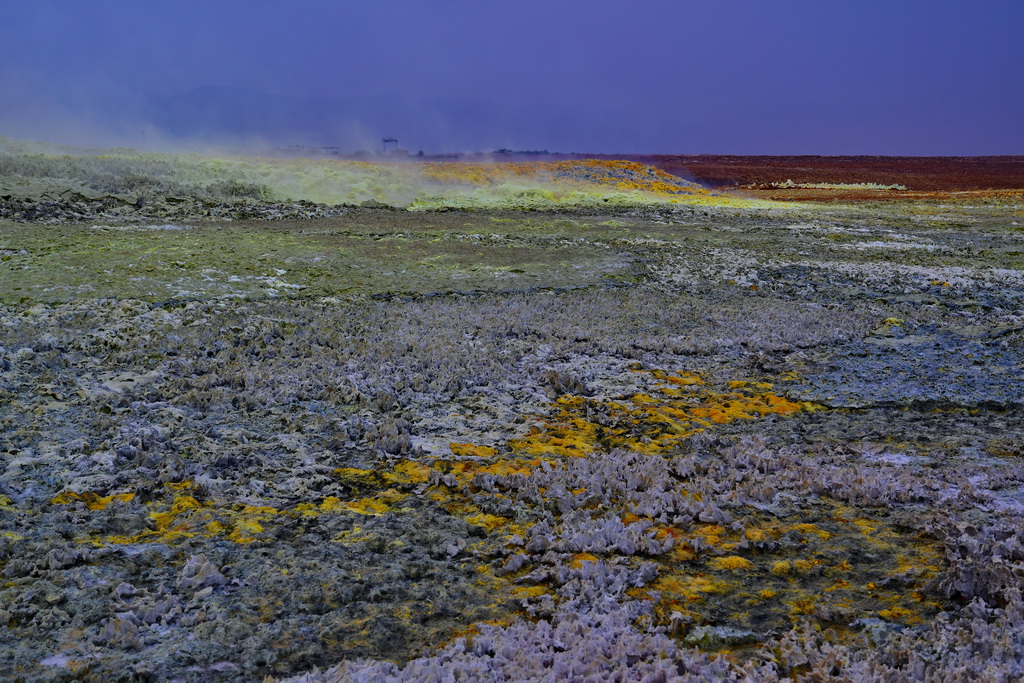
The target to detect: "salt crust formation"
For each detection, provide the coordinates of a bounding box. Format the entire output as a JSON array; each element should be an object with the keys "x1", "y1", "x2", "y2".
[{"x1": 1, "y1": 152, "x2": 1023, "y2": 681}]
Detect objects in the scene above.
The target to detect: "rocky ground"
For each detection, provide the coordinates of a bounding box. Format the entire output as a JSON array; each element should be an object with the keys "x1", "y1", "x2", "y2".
[{"x1": 1, "y1": 165, "x2": 1023, "y2": 680}]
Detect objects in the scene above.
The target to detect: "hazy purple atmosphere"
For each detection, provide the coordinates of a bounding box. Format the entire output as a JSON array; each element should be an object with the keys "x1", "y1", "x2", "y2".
[{"x1": 1, "y1": 0, "x2": 1022, "y2": 155}]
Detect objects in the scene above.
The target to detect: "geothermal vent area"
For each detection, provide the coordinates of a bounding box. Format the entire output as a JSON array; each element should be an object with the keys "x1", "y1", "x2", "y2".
[{"x1": 2, "y1": 141, "x2": 1024, "y2": 681}]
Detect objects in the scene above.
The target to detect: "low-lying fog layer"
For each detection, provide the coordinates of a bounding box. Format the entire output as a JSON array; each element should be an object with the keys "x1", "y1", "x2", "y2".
[{"x1": 0, "y1": 138, "x2": 751, "y2": 215}]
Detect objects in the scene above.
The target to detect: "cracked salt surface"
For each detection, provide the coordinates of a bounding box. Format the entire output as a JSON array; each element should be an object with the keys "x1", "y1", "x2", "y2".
[
  {"x1": 786, "y1": 324, "x2": 1024, "y2": 408},
  {"x1": 91, "y1": 223, "x2": 194, "y2": 231},
  {"x1": 847, "y1": 240, "x2": 944, "y2": 250},
  {"x1": 4, "y1": 196, "x2": 1024, "y2": 680}
]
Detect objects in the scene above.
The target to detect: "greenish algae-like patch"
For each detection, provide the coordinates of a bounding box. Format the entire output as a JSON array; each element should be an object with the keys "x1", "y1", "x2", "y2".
[{"x1": 0, "y1": 220, "x2": 638, "y2": 304}]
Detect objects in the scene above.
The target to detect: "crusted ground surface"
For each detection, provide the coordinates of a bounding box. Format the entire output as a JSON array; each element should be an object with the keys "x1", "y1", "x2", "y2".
[{"x1": 1, "y1": 170, "x2": 1023, "y2": 680}]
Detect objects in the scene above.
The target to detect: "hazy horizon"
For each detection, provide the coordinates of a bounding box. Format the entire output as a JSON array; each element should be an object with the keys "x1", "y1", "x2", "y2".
[{"x1": 2, "y1": 1, "x2": 1023, "y2": 155}]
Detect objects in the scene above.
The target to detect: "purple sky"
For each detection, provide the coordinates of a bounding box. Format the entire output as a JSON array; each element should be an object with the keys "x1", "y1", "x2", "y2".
[{"x1": 2, "y1": 0, "x2": 1022, "y2": 154}]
